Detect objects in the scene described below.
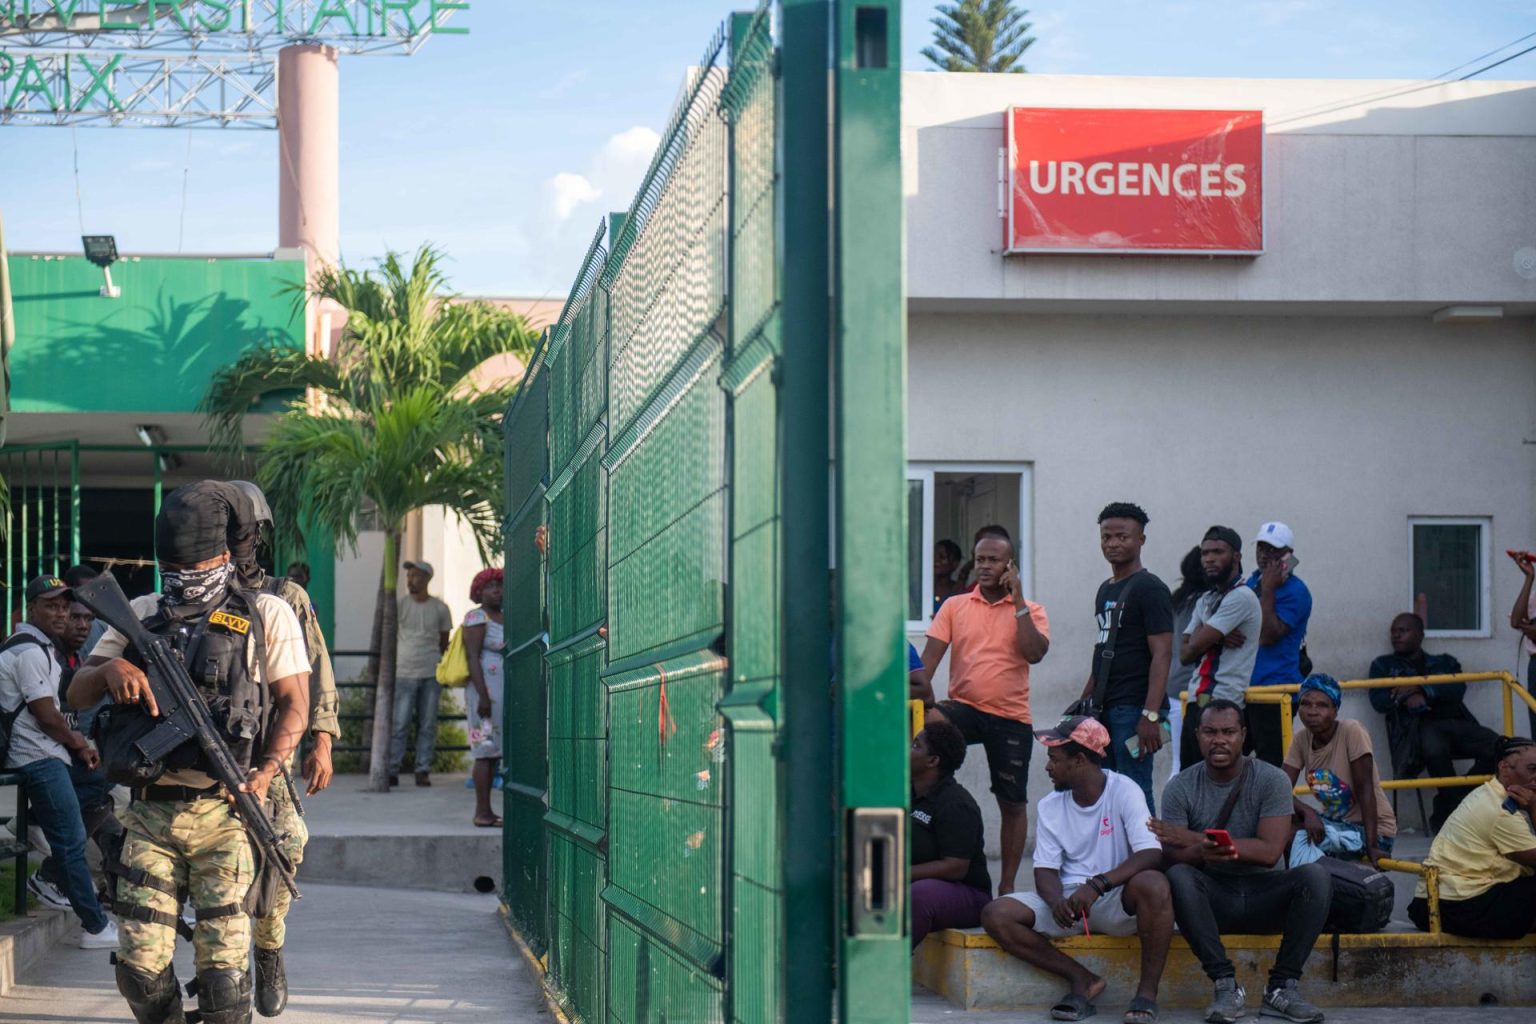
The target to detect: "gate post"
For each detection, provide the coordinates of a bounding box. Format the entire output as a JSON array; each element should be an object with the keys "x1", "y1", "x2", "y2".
[
  {"x1": 832, "y1": 0, "x2": 909, "y2": 1019},
  {"x1": 778, "y1": 0, "x2": 836, "y2": 1019}
]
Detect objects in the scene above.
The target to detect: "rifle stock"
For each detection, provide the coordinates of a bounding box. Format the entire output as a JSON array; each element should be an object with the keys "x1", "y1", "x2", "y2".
[{"x1": 74, "y1": 574, "x2": 301, "y2": 900}]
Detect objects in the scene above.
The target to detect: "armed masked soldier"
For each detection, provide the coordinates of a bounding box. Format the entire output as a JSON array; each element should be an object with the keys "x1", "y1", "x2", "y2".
[
  {"x1": 226, "y1": 480, "x2": 340, "y2": 1017},
  {"x1": 69, "y1": 482, "x2": 310, "y2": 1024}
]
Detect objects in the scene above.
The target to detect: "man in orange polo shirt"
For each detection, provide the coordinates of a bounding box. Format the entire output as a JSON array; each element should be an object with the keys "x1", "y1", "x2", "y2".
[{"x1": 923, "y1": 528, "x2": 1051, "y2": 895}]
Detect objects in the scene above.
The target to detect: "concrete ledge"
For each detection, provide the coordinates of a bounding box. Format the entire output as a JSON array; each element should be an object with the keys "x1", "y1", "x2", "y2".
[
  {"x1": 913, "y1": 928, "x2": 1536, "y2": 1010},
  {"x1": 0, "y1": 908, "x2": 77, "y2": 998},
  {"x1": 300, "y1": 833, "x2": 501, "y2": 893}
]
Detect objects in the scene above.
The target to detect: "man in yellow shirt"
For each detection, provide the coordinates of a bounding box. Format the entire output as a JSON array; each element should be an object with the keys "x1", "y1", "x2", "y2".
[{"x1": 1409, "y1": 737, "x2": 1536, "y2": 938}]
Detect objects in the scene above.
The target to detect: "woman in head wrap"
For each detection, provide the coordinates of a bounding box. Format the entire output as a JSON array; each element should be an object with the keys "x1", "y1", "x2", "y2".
[
  {"x1": 463, "y1": 567, "x2": 505, "y2": 827},
  {"x1": 1282, "y1": 674, "x2": 1396, "y2": 867}
]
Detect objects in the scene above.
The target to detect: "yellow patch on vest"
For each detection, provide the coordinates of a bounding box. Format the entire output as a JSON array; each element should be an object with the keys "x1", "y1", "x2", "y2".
[{"x1": 208, "y1": 611, "x2": 251, "y2": 635}]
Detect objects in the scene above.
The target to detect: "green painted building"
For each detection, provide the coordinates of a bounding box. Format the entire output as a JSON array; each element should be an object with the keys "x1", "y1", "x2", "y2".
[{"x1": 1, "y1": 252, "x2": 333, "y2": 633}]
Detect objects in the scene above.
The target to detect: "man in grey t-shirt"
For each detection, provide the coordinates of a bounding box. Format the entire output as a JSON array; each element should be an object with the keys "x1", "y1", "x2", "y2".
[
  {"x1": 1149, "y1": 700, "x2": 1330, "y2": 1024},
  {"x1": 391, "y1": 560, "x2": 453, "y2": 787},
  {"x1": 1178, "y1": 527, "x2": 1262, "y2": 769}
]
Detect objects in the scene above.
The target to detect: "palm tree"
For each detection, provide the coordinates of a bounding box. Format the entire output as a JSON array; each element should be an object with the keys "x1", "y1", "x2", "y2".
[
  {"x1": 202, "y1": 245, "x2": 536, "y2": 792},
  {"x1": 922, "y1": 0, "x2": 1035, "y2": 73}
]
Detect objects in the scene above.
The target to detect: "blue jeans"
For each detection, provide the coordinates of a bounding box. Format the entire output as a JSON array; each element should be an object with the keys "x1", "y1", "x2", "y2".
[
  {"x1": 389, "y1": 676, "x2": 441, "y2": 773},
  {"x1": 1101, "y1": 704, "x2": 1156, "y2": 815},
  {"x1": 18, "y1": 757, "x2": 108, "y2": 932}
]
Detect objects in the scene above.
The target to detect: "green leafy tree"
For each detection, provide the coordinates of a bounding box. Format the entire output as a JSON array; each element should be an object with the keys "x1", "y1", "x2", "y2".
[
  {"x1": 202, "y1": 245, "x2": 535, "y2": 792},
  {"x1": 922, "y1": 0, "x2": 1036, "y2": 73}
]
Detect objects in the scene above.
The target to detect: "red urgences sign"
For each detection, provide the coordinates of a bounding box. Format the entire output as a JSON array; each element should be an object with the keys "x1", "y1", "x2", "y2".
[{"x1": 1006, "y1": 107, "x2": 1264, "y2": 255}]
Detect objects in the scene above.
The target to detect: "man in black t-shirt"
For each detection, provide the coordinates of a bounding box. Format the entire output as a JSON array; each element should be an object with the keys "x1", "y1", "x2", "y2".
[
  {"x1": 1076, "y1": 502, "x2": 1174, "y2": 813},
  {"x1": 910, "y1": 720, "x2": 992, "y2": 947}
]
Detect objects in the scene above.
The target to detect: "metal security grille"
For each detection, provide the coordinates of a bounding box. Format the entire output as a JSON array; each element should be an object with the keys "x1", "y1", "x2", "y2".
[
  {"x1": 0, "y1": 442, "x2": 79, "y2": 623},
  {"x1": 500, "y1": 3, "x2": 908, "y2": 1020}
]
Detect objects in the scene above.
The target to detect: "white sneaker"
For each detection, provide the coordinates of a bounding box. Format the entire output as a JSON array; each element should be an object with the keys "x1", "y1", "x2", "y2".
[
  {"x1": 182, "y1": 903, "x2": 196, "y2": 928},
  {"x1": 79, "y1": 920, "x2": 119, "y2": 949},
  {"x1": 26, "y1": 874, "x2": 71, "y2": 912}
]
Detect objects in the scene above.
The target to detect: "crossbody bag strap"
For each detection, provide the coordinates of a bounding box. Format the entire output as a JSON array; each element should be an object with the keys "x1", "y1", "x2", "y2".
[
  {"x1": 1092, "y1": 570, "x2": 1147, "y2": 707},
  {"x1": 1211, "y1": 755, "x2": 1251, "y2": 830}
]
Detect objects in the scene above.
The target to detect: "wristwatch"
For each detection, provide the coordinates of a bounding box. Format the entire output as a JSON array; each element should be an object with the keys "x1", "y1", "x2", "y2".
[{"x1": 1141, "y1": 709, "x2": 1161, "y2": 723}]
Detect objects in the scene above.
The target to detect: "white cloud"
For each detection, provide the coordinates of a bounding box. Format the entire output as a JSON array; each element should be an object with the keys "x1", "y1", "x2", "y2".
[
  {"x1": 545, "y1": 171, "x2": 600, "y2": 221},
  {"x1": 591, "y1": 125, "x2": 661, "y2": 191}
]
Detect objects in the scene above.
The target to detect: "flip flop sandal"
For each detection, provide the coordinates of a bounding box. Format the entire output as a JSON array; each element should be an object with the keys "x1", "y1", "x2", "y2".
[
  {"x1": 1050, "y1": 992, "x2": 1098, "y2": 1021},
  {"x1": 474, "y1": 815, "x2": 503, "y2": 828},
  {"x1": 1122, "y1": 996, "x2": 1159, "y2": 1024}
]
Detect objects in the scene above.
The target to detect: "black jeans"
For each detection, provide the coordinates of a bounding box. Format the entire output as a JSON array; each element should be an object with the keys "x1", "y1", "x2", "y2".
[
  {"x1": 1167, "y1": 862, "x2": 1331, "y2": 986},
  {"x1": 1409, "y1": 874, "x2": 1536, "y2": 939},
  {"x1": 1417, "y1": 718, "x2": 1500, "y2": 829}
]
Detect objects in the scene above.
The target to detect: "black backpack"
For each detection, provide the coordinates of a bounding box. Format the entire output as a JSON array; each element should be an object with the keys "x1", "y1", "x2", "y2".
[
  {"x1": 0, "y1": 632, "x2": 53, "y2": 764},
  {"x1": 1318, "y1": 855, "x2": 1394, "y2": 933}
]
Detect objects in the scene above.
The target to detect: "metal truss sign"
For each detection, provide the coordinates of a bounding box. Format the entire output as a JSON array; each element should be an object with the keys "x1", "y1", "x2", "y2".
[
  {"x1": 0, "y1": 49, "x2": 274, "y2": 125},
  {"x1": 0, "y1": 1, "x2": 468, "y2": 55}
]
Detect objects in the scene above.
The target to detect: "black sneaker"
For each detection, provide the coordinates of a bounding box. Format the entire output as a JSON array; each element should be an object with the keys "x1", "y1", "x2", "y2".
[
  {"x1": 254, "y1": 946, "x2": 287, "y2": 1017},
  {"x1": 1261, "y1": 980, "x2": 1324, "y2": 1023},
  {"x1": 388, "y1": 773, "x2": 400, "y2": 787}
]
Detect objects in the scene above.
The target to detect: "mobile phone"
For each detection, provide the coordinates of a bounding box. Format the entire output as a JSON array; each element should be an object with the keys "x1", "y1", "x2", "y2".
[
  {"x1": 1503, "y1": 795, "x2": 1522, "y2": 814},
  {"x1": 1283, "y1": 554, "x2": 1299, "y2": 577},
  {"x1": 1124, "y1": 720, "x2": 1173, "y2": 758},
  {"x1": 1204, "y1": 828, "x2": 1235, "y2": 850}
]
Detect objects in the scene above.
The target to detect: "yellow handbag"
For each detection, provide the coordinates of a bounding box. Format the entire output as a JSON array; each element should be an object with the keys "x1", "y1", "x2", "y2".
[{"x1": 436, "y1": 626, "x2": 470, "y2": 686}]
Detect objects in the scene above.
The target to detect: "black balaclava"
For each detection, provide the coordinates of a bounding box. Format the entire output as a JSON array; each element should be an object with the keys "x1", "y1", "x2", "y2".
[{"x1": 155, "y1": 482, "x2": 234, "y2": 612}]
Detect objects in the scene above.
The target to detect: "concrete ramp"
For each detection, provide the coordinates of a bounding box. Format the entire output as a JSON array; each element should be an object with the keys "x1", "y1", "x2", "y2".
[{"x1": 297, "y1": 772, "x2": 502, "y2": 893}]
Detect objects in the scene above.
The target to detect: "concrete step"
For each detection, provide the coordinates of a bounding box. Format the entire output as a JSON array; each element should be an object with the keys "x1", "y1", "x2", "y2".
[
  {"x1": 915, "y1": 927, "x2": 1536, "y2": 1010},
  {"x1": 0, "y1": 906, "x2": 78, "y2": 998},
  {"x1": 296, "y1": 773, "x2": 502, "y2": 894}
]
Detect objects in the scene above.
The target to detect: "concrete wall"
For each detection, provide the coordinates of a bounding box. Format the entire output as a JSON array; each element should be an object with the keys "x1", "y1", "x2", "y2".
[
  {"x1": 909, "y1": 310, "x2": 1536, "y2": 850},
  {"x1": 903, "y1": 74, "x2": 1536, "y2": 311}
]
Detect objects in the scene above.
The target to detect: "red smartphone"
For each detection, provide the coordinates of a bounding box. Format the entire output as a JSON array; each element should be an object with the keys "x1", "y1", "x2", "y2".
[{"x1": 1204, "y1": 828, "x2": 1235, "y2": 850}]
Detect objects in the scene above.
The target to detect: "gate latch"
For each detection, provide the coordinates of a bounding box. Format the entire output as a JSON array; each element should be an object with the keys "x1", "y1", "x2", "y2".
[{"x1": 846, "y1": 808, "x2": 905, "y2": 938}]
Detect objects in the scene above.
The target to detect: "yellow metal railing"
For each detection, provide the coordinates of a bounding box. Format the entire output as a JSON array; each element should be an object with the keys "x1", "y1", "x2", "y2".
[
  {"x1": 1378, "y1": 857, "x2": 1441, "y2": 933},
  {"x1": 1245, "y1": 671, "x2": 1535, "y2": 776}
]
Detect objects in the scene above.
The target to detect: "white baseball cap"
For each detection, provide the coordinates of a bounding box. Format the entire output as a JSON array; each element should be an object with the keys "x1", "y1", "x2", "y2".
[{"x1": 1253, "y1": 521, "x2": 1294, "y2": 551}]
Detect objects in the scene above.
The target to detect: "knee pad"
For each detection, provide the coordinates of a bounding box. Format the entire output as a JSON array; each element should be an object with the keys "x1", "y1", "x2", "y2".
[
  {"x1": 194, "y1": 966, "x2": 253, "y2": 1024},
  {"x1": 115, "y1": 961, "x2": 185, "y2": 1024}
]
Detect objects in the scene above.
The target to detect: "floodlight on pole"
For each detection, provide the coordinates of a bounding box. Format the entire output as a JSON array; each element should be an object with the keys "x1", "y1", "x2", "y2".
[{"x1": 82, "y1": 235, "x2": 121, "y2": 298}]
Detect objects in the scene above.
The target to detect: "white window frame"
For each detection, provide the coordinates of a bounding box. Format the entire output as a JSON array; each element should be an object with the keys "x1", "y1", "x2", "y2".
[
  {"x1": 906, "y1": 462, "x2": 1034, "y2": 634},
  {"x1": 1408, "y1": 516, "x2": 1491, "y2": 638}
]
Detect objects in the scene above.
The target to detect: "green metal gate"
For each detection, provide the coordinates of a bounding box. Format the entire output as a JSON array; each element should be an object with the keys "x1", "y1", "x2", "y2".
[
  {"x1": 501, "y1": 3, "x2": 907, "y2": 1019},
  {"x1": 1, "y1": 442, "x2": 80, "y2": 624}
]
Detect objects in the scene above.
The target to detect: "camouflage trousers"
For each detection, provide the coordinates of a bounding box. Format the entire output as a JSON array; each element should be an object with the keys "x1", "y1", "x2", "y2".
[
  {"x1": 252, "y1": 765, "x2": 308, "y2": 951},
  {"x1": 117, "y1": 797, "x2": 254, "y2": 974}
]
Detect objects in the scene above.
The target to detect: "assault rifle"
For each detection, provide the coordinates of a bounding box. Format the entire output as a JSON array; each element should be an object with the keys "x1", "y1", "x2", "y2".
[{"x1": 74, "y1": 573, "x2": 301, "y2": 900}]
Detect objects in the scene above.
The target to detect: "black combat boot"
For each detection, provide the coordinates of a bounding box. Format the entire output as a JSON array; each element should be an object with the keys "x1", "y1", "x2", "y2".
[
  {"x1": 194, "y1": 966, "x2": 253, "y2": 1024},
  {"x1": 116, "y1": 961, "x2": 186, "y2": 1024},
  {"x1": 254, "y1": 946, "x2": 288, "y2": 1017}
]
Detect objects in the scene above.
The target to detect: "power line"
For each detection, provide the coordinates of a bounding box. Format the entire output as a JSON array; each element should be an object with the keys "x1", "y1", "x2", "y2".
[
  {"x1": 1459, "y1": 42, "x2": 1536, "y2": 81},
  {"x1": 1271, "y1": 29, "x2": 1536, "y2": 128},
  {"x1": 69, "y1": 127, "x2": 85, "y2": 235},
  {"x1": 177, "y1": 130, "x2": 194, "y2": 253}
]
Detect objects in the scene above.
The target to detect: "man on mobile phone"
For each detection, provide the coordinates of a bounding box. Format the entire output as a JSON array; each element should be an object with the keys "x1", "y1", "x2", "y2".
[
  {"x1": 1246, "y1": 522, "x2": 1312, "y2": 765},
  {"x1": 1075, "y1": 502, "x2": 1174, "y2": 813},
  {"x1": 1150, "y1": 700, "x2": 1331, "y2": 1024},
  {"x1": 923, "y1": 527, "x2": 1050, "y2": 896}
]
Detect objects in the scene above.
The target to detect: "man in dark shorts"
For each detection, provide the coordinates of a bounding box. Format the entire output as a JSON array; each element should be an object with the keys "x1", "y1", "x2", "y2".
[{"x1": 922, "y1": 527, "x2": 1050, "y2": 895}]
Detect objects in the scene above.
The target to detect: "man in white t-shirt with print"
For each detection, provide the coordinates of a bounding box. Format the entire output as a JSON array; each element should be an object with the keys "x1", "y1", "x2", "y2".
[{"x1": 980, "y1": 716, "x2": 1172, "y2": 1024}]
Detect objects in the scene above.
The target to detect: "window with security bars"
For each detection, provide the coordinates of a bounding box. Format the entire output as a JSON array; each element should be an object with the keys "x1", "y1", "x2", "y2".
[{"x1": 1410, "y1": 517, "x2": 1490, "y2": 636}]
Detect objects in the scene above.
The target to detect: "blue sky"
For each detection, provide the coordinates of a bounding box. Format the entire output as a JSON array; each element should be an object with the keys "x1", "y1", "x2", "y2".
[{"x1": 3, "y1": 1, "x2": 1534, "y2": 297}]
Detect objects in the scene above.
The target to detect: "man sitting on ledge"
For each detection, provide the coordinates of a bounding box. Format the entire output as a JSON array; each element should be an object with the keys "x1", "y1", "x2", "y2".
[
  {"x1": 1151, "y1": 699, "x2": 1330, "y2": 1024},
  {"x1": 980, "y1": 716, "x2": 1170, "y2": 1024},
  {"x1": 1409, "y1": 736, "x2": 1536, "y2": 938}
]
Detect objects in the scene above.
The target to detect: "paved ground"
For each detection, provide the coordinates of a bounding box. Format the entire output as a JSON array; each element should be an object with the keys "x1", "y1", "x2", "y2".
[
  {"x1": 0, "y1": 884, "x2": 552, "y2": 1023},
  {"x1": 912, "y1": 985, "x2": 1533, "y2": 1023}
]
